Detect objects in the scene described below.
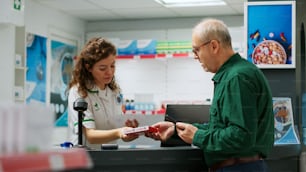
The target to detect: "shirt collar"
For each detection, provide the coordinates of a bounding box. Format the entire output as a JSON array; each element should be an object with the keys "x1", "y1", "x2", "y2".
[
  {"x1": 212, "y1": 53, "x2": 241, "y2": 83},
  {"x1": 87, "y1": 85, "x2": 117, "y2": 98},
  {"x1": 87, "y1": 85, "x2": 99, "y2": 93}
]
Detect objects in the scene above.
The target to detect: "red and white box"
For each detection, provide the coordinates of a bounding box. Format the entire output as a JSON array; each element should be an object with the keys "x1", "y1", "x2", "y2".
[{"x1": 123, "y1": 126, "x2": 158, "y2": 135}]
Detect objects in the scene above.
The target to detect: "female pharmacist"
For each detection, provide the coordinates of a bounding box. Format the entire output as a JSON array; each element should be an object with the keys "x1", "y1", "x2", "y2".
[{"x1": 67, "y1": 37, "x2": 138, "y2": 149}]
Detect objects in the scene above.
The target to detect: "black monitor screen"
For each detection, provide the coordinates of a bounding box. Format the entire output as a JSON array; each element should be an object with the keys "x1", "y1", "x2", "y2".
[{"x1": 161, "y1": 104, "x2": 210, "y2": 147}]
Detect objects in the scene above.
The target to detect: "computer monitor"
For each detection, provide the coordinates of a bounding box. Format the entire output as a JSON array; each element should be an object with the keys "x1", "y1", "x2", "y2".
[{"x1": 161, "y1": 104, "x2": 210, "y2": 147}]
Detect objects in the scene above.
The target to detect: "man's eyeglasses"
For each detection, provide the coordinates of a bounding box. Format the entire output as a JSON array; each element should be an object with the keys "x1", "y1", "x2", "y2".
[{"x1": 192, "y1": 40, "x2": 212, "y2": 56}]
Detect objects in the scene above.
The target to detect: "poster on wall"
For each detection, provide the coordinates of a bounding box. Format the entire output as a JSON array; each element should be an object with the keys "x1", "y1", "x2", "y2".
[
  {"x1": 50, "y1": 40, "x2": 77, "y2": 126},
  {"x1": 244, "y1": 1, "x2": 296, "y2": 68},
  {"x1": 26, "y1": 33, "x2": 47, "y2": 104},
  {"x1": 273, "y1": 97, "x2": 300, "y2": 145}
]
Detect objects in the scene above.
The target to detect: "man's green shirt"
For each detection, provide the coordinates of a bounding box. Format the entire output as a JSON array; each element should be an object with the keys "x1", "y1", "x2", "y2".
[{"x1": 192, "y1": 53, "x2": 274, "y2": 167}]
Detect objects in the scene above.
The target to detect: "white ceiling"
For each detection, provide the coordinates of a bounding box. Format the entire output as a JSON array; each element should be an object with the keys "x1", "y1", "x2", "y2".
[{"x1": 32, "y1": 0, "x2": 245, "y2": 22}]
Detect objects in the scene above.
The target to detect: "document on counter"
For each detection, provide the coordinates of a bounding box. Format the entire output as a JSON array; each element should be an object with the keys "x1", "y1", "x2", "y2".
[{"x1": 273, "y1": 97, "x2": 300, "y2": 145}]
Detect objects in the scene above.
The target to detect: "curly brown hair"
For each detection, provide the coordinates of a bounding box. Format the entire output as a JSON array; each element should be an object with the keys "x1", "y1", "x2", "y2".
[{"x1": 68, "y1": 37, "x2": 120, "y2": 98}]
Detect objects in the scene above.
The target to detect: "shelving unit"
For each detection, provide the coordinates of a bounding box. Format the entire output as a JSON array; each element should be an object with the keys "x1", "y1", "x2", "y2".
[
  {"x1": 117, "y1": 52, "x2": 193, "y2": 60},
  {"x1": 14, "y1": 26, "x2": 26, "y2": 103}
]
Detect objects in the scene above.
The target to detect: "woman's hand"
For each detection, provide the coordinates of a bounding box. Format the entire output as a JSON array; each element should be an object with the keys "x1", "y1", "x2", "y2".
[
  {"x1": 120, "y1": 127, "x2": 139, "y2": 142},
  {"x1": 125, "y1": 119, "x2": 139, "y2": 128},
  {"x1": 120, "y1": 119, "x2": 139, "y2": 142}
]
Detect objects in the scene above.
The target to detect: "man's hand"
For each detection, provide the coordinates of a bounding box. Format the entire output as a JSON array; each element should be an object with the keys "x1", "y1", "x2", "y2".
[
  {"x1": 145, "y1": 121, "x2": 175, "y2": 141},
  {"x1": 176, "y1": 122, "x2": 198, "y2": 144}
]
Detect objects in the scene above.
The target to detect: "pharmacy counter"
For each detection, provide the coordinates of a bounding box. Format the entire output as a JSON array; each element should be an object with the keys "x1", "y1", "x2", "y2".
[
  {"x1": 88, "y1": 146, "x2": 206, "y2": 172},
  {"x1": 66, "y1": 144, "x2": 301, "y2": 172}
]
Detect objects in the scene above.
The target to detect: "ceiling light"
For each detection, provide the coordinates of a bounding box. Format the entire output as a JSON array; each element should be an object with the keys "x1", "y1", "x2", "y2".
[{"x1": 155, "y1": 0, "x2": 226, "y2": 7}]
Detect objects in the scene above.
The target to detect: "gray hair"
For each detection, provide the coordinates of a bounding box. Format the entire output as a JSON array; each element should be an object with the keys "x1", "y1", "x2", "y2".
[{"x1": 192, "y1": 18, "x2": 232, "y2": 48}]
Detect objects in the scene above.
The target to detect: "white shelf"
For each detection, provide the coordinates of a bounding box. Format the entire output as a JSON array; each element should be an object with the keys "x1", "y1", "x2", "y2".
[
  {"x1": 0, "y1": 148, "x2": 93, "y2": 172},
  {"x1": 14, "y1": 26, "x2": 26, "y2": 103},
  {"x1": 15, "y1": 66, "x2": 27, "y2": 70}
]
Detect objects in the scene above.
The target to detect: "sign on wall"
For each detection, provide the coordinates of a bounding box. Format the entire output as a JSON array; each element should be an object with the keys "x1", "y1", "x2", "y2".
[
  {"x1": 273, "y1": 97, "x2": 300, "y2": 145},
  {"x1": 50, "y1": 40, "x2": 77, "y2": 126},
  {"x1": 26, "y1": 33, "x2": 47, "y2": 104},
  {"x1": 244, "y1": 1, "x2": 296, "y2": 68},
  {"x1": 13, "y1": 0, "x2": 22, "y2": 11}
]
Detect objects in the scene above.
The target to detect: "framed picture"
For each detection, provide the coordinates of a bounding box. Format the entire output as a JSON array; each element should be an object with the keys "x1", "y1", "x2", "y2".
[
  {"x1": 273, "y1": 97, "x2": 300, "y2": 145},
  {"x1": 244, "y1": 1, "x2": 296, "y2": 68},
  {"x1": 48, "y1": 27, "x2": 81, "y2": 127}
]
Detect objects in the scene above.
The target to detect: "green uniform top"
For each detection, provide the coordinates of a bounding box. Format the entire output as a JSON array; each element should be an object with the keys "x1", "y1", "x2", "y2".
[{"x1": 192, "y1": 53, "x2": 274, "y2": 167}]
